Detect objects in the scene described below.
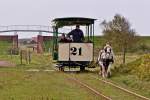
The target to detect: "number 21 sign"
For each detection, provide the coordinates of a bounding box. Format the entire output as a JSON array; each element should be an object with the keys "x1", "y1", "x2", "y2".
[
  {"x1": 70, "y1": 47, "x2": 82, "y2": 56},
  {"x1": 58, "y1": 43, "x2": 93, "y2": 61}
]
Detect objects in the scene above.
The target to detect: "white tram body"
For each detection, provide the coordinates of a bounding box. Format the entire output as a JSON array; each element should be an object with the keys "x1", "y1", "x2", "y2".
[
  {"x1": 58, "y1": 43, "x2": 93, "y2": 62},
  {"x1": 52, "y1": 17, "x2": 96, "y2": 71}
]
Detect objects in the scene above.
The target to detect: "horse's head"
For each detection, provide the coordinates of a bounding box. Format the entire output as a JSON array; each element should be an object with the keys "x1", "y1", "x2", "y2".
[
  {"x1": 105, "y1": 47, "x2": 111, "y2": 53},
  {"x1": 102, "y1": 50, "x2": 113, "y2": 60}
]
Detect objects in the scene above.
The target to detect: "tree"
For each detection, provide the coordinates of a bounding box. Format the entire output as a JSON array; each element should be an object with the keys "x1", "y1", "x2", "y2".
[{"x1": 101, "y1": 14, "x2": 138, "y2": 64}]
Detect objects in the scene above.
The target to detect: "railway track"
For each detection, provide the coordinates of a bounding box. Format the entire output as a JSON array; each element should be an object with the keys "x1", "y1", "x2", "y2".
[
  {"x1": 53, "y1": 66, "x2": 150, "y2": 100},
  {"x1": 53, "y1": 66, "x2": 111, "y2": 100},
  {"x1": 69, "y1": 73, "x2": 150, "y2": 100},
  {"x1": 67, "y1": 75, "x2": 112, "y2": 100},
  {"x1": 90, "y1": 75, "x2": 150, "y2": 100},
  {"x1": 67, "y1": 73, "x2": 150, "y2": 100}
]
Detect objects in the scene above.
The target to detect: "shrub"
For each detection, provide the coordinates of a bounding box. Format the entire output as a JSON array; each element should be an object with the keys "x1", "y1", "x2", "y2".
[
  {"x1": 135, "y1": 54, "x2": 150, "y2": 81},
  {"x1": 113, "y1": 54, "x2": 150, "y2": 81}
]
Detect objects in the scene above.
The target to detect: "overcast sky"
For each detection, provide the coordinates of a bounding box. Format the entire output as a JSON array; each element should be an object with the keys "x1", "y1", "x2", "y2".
[{"x1": 0, "y1": 0, "x2": 150, "y2": 38}]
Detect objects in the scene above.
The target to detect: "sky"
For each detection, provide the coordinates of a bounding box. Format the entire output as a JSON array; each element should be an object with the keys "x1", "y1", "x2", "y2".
[{"x1": 0, "y1": 0, "x2": 150, "y2": 38}]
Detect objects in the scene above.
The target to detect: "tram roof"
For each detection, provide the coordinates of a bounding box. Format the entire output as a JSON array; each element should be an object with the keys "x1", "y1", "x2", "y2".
[{"x1": 52, "y1": 17, "x2": 96, "y2": 28}]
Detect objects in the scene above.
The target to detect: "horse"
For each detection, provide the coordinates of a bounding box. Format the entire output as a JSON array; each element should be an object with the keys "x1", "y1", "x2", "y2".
[{"x1": 97, "y1": 49, "x2": 114, "y2": 78}]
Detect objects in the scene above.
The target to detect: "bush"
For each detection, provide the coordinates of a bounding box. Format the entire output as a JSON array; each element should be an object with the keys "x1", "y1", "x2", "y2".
[
  {"x1": 135, "y1": 54, "x2": 150, "y2": 81},
  {"x1": 113, "y1": 54, "x2": 150, "y2": 81}
]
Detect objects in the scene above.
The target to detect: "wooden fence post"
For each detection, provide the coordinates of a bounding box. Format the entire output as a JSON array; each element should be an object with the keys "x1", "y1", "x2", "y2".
[
  {"x1": 20, "y1": 50, "x2": 22, "y2": 64},
  {"x1": 28, "y1": 50, "x2": 31, "y2": 64}
]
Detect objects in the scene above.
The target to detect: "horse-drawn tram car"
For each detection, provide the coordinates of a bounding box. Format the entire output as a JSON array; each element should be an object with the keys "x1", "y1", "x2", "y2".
[{"x1": 52, "y1": 17, "x2": 96, "y2": 71}]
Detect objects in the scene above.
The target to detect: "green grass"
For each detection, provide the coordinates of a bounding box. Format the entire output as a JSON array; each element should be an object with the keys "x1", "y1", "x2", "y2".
[
  {"x1": 94, "y1": 36, "x2": 150, "y2": 46},
  {"x1": 93, "y1": 53, "x2": 150, "y2": 99},
  {"x1": 109, "y1": 54, "x2": 150, "y2": 98},
  {"x1": 0, "y1": 71, "x2": 100, "y2": 100},
  {"x1": 0, "y1": 53, "x2": 150, "y2": 99},
  {"x1": 139, "y1": 36, "x2": 150, "y2": 46},
  {"x1": 0, "y1": 52, "x2": 53, "y2": 68},
  {"x1": 0, "y1": 36, "x2": 149, "y2": 99},
  {"x1": 43, "y1": 40, "x2": 53, "y2": 52},
  {"x1": 0, "y1": 54, "x2": 101, "y2": 100},
  {"x1": 94, "y1": 36, "x2": 150, "y2": 54},
  {"x1": 94, "y1": 36, "x2": 105, "y2": 48},
  {"x1": 73, "y1": 73, "x2": 143, "y2": 100},
  {"x1": 110, "y1": 74, "x2": 150, "y2": 98},
  {"x1": 0, "y1": 41, "x2": 12, "y2": 55}
]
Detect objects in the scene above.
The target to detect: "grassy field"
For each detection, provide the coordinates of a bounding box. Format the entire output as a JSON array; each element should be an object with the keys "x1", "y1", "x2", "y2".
[
  {"x1": 0, "y1": 70, "x2": 101, "y2": 100},
  {"x1": 94, "y1": 36, "x2": 150, "y2": 53},
  {"x1": 0, "y1": 53, "x2": 150, "y2": 100},
  {"x1": 43, "y1": 40, "x2": 53, "y2": 52},
  {"x1": 139, "y1": 36, "x2": 150, "y2": 46},
  {"x1": 0, "y1": 41, "x2": 12, "y2": 55},
  {"x1": 0, "y1": 36, "x2": 150, "y2": 100},
  {"x1": 0, "y1": 54, "x2": 101, "y2": 100}
]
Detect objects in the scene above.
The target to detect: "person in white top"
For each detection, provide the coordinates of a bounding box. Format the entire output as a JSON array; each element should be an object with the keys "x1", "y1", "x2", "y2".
[{"x1": 97, "y1": 49, "x2": 106, "y2": 77}]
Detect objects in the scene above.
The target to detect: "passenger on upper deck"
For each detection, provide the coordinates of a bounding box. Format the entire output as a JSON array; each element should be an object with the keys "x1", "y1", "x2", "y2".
[
  {"x1": 59, "y1": 33, "x2": 68, "y2": 43},
  {"x1": 67, "y1": 25, "x2": 84, "y2": 43}
]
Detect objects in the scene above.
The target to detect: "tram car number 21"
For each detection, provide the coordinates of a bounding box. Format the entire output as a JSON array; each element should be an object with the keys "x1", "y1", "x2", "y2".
[
  {"x1": 58, "y1": 43, "x2": 93, "y2": 62},
  {"x1": 70, "y1": 47, "x2": 82, "y2": 56}
]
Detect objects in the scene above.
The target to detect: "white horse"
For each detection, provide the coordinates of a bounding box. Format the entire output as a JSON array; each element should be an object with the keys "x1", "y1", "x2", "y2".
[{"x1": 97, "y1": 48, "x2": 114, "y2": 78}]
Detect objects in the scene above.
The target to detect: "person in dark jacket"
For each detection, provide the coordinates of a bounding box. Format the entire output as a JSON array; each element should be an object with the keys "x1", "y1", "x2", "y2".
[{"x1": 67, "y1": 25, "x2": 84, "y2": 42}]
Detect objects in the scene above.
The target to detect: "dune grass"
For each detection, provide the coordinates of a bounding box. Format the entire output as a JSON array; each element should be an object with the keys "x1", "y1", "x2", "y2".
[
  {"x1": 0, "y1": 36, "x2": 149, "y2": 99},
  {"x1": 0, "y1": 53, "x2": 149, "y2": 99},
  {"x1": 0, "y1": 41, "x2": 12, "y2": 55},
  {"x1": 0, "y1": 71, "x2": 101, "y2": 100},
  {"x1": 0, "y1": 54, "x2": 101, "y2": 100}
]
